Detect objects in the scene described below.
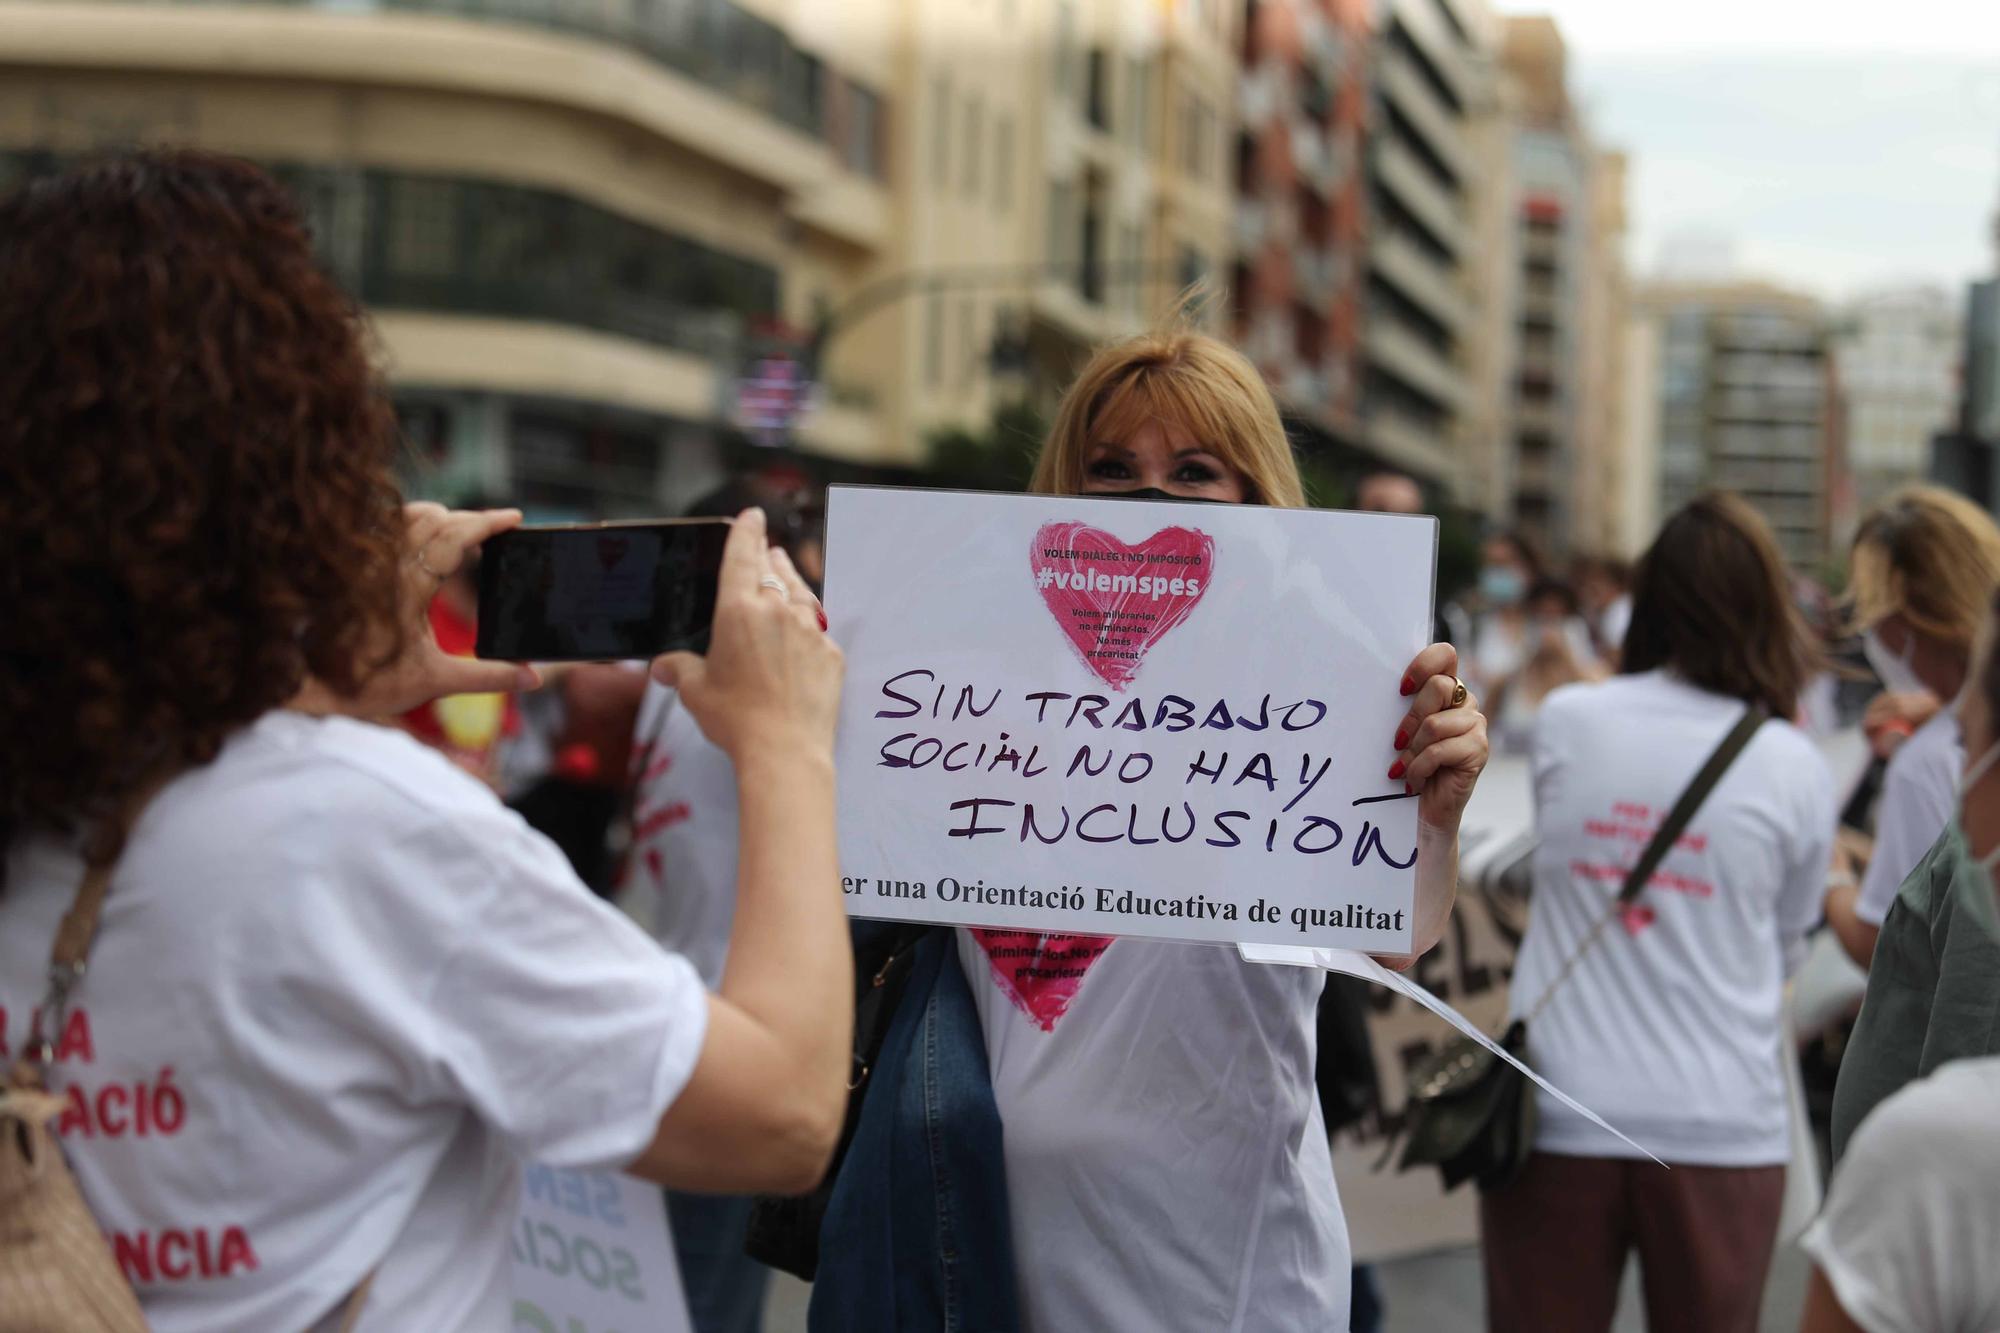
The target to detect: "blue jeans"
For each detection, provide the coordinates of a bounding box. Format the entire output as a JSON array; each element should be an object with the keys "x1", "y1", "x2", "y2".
[
  {"x1": 811, "y1": 928, "x2": 1020, "y2": 1332},
  {"x1": 665, "y1": 1190, "x2": 769, "y2": 1333}
]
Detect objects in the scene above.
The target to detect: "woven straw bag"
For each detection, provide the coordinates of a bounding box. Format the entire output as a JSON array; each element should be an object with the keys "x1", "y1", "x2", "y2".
[{"x1": 0, "y1": 848, "x2": 151, "y2": 1332}]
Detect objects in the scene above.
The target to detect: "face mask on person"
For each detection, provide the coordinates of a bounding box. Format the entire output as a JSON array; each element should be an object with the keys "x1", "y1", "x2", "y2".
[
  {"x1": 1955, "y1": 739, "x2": 2000, "y2": 883},
  {"x1": 1480, "y1": 567, "x2": 1526, "y2": 607},
  {"x1": 1095, "y1": 487, "x2": 1226, "y2": 504},
  {"x1": 1864, "y1": 628, "x2": 1928, "y2": 697}
]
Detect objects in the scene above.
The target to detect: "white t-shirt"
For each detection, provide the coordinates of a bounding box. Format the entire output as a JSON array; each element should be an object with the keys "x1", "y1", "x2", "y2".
[
  {"x1": 0, "y1": 712, "x2": 708, "y2": 1332},
  {"x1": 1857, "y1": 707, "x2": 1962, "y2": 926},
  {"x1": 1802, "y1": 1057, "x2": 2000, "y2": 1333},
  {"x1": 629, "y1": 682, "x2": 739, "y2": 988},
  {"x1": 1511, "y1": 671, "x2": 1836, "y2": 1165},
  {"x1": 956, "y1": 931, "x2": 1347, "y2": 1332}
]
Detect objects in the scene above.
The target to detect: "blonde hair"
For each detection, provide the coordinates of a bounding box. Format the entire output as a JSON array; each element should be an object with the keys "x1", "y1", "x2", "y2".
[
  {"x1": 1849, "y1": 484, "x2": 2000, "y2": 651},
  {"x1": 1029, "y1": 329, "x2": 1306, "y2": 509}
]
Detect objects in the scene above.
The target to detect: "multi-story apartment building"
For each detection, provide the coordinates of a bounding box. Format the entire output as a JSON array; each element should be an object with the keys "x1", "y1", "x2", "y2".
[
  {"x1": 1233, "y1": 0, "x2": 1371, "y2": 453},
  {"x1": 1833, "y1": 285, "x2": 1960, "y2": 520},
  {"x1": 1359, "y1": 0, "x2": 1493, "y2": 498},
  {"x1": 1640, "y1": 282, "x2": 1837, "y2": 569},
  {"x1": 0, "y1": 0, "x2": 898, "y2": 515},
  {"x1": 1483, "y1": 15, "x2": 1630, "y2": 556}
]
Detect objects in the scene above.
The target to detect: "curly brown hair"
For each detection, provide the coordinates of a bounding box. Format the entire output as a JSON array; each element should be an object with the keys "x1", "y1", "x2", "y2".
[{"x1": 0, "y1": 150, "x2": 406, "y2": 860}]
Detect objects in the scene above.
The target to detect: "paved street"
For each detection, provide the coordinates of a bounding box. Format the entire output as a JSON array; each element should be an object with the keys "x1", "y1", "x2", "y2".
[{"x1": 760, "y1": 1241, "x2": 1811, "y2": 1331}]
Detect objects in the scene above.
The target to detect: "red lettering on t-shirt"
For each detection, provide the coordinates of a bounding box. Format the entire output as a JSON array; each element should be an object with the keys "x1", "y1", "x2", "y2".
[
  {"x1": 632, "y1": 800, "x2": 692, "y2": 842},
  {"x1": 56, "y1": 1008, "x2": 94, "y2": 1063},
  {"x1": 111, "y1": 1227, "x2": 259, "y2": 1286}
]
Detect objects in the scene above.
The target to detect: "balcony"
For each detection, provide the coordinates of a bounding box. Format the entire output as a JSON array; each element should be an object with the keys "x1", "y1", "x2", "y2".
[
  {"x1": 1375, "y1": 138, "x2": 1464, "y2": 257},
  {"x1": 1366, "y1": 408, "x2": 1455, "y2": 485},
  {"x1": 1376, "y1": 48, "x2": 1468, "y2": 183},
  {"x1": 1369, "y1": 228, "x2": 1465, "y2": 332},
  {"x1": 1234, "y1": 199, "x2": 1269, "y2": 255},
  {"x1": 1366, "y1": 321, "x2": 1463, "y2": 414}
]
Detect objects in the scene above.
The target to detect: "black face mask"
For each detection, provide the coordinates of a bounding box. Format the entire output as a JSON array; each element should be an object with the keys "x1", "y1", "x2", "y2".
[{"x1": 1092, "y1": 487, "x2": 1227, "y2": 504}]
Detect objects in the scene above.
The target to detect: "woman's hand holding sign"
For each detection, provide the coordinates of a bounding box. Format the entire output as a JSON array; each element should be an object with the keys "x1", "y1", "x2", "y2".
[
  {"x1": 1393, "y1": 642, "x2": 1489, "y2": 837},
  {"x1": 1375, "y1": 642, "x2": 1489, "y2": 971}
]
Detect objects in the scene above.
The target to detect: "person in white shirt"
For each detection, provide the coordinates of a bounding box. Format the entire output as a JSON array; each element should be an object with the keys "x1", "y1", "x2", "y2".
[
  {"x1": 1801, "y1": 595, "x2": 2000, "y2": 1333},
  {"x1": 1482, "y1": 492, "x2": 1838, "y2": 1333},
  {"x1": 910, "y1": 329, "x2": 1491, "y2": 1332},
  {"x1": 0, "y1": 151, "x2": 849, "y2": 1332},
  {"x1": 1823, "y1": 486, "x2": 2000, "y2": 967}
]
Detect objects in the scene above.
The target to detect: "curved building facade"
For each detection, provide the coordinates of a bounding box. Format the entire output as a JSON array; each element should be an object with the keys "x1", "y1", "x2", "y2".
[{"x1": 0, "y1": 0, "x2": 899, "y2": 515}]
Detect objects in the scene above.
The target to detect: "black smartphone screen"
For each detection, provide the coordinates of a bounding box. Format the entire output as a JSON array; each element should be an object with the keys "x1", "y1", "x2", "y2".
[{"x1": 475, "y1": 519, "x2": 730, "y2": 661}]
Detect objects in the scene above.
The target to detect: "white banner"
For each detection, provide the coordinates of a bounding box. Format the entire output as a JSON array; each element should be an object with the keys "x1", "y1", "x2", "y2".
[
  {"x1": 510, "y1": 1166, "x2": 687, "y2": 1333},
  {"x1": 825, "y1": 485, "x2": 1437, "y2": 953}
]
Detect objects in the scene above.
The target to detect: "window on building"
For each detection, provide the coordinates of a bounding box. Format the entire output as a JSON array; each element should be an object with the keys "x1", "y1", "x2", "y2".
[
  {"x1": 959, "y1": 296, "x2": 978, "y2": 388},
  {"x1": 1295, "y1": 303, "x2": 1327, "y2": 364},
  {"x1": 1047, "y1": 178, "x2": 1077, "y2": 285},
  {"x1": 1054, "y1": 2, "x2": 1077, "y2": 100},
  {"x1": 1121, "y1": 222, "x2": 1144, "y2": 312},
  {"x1": 385, "y1": 178, "x2": 458, "y2": 278},
  {"x1": 994, "y1": 114, "x2": 1015, "y2": 212},
  {"x1": 847, "y1": 83, "x2": 884, "y2": 180},
  {"x1": 1127, "y1": 57, "x2": 1152, "y2": 152},
  {"x1": 1081, "y1": 177, "x2": 1106, "y2": 304},
  {"x1": 1180, "y1": 245, "x2": 1207, "y2": 293},
  {"x1": 931, "y1": 76, "x2": 952, "y2": 186},
  {"x1": 1180, "y1": 95, "x2": 1213, "y2": 180},
  {"x1": 1086, "y1": 48, "x2": 1111, "y2": 131},
  {"x1": 964, "y1": 95, "x2": 984, "y2": 197},
  {"x1": 925, "y1": 290, "x2": 944, "y2": 388}
]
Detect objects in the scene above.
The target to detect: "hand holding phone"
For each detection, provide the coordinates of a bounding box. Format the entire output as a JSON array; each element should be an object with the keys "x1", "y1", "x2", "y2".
[{"x1": 476, "y1": 518, "x2": 732, "y2": 662}]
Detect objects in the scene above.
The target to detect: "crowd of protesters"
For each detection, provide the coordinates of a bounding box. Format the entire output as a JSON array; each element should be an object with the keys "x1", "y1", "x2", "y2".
[{"x1": 6, "y1": 148, "x2": 2000, "y2": 1333}]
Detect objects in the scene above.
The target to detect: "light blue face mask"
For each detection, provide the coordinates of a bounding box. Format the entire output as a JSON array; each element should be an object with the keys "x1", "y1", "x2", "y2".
[{"x1": 1479, "y1": 567, "x2": 1526, "y2": 607}]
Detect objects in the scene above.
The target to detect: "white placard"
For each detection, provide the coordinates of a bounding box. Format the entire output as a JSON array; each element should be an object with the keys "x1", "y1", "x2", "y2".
[
  {"x1": 825, "y1": 485, "x2": 1436, "y2": 953},
  {"x1": 510, "y1": 1165, "x2": 688, "y2": 1333}
]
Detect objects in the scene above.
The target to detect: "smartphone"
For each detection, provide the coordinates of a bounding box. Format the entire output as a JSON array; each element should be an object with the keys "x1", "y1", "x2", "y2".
[{"x1": 475, "y1": 518, "x2": 731, "y2": 662}]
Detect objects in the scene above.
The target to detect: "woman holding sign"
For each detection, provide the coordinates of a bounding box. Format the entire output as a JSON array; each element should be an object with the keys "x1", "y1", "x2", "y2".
[{"x1": 823, "y1": 329, "x2": 1488, "y2": 1332}]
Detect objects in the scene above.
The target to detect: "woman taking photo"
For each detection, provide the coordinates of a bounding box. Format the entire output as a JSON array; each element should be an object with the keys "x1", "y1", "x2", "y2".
[
  {"x1": 1480, "y1": 494, "x2": 1838, "y2": 1333},
  {"x1": 1822, "y1": 486, "x2": 2000, "y2": 974},
  {"x1": 0, "y1": 151, "x2": 850, "y2": 1329},
  {"x1": 819, "y1": 328, "x2": 1489, "y2": 1331}
]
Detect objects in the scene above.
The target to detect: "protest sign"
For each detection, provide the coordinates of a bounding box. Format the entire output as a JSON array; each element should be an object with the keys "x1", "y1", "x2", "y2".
[
  {"x1": 824, "y1": 485, "x2": 1437, "y2": 953},
  {"x1": 511, "y1": 1164, "x2": 687, "y2": 1333}
]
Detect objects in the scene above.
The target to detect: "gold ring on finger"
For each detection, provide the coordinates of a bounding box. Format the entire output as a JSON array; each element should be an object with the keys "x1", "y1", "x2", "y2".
[{"x1": 1450, "y1": 677, "x2": 1468, "y2": 709}]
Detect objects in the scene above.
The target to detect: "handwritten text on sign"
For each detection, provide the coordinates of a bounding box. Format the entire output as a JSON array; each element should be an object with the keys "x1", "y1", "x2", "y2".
[{"x1": 824, "y1": 487, "x2": 1438, "y2": 953}]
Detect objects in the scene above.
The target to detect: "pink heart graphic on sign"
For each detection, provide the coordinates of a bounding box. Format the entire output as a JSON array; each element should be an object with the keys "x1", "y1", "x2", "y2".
[
  {"x1": 1030, "y1": 521, "x2": 1215, "y2": 690},
  {"x1": 970, "y1": 930, "x2": 1115, "y2": 1032}
]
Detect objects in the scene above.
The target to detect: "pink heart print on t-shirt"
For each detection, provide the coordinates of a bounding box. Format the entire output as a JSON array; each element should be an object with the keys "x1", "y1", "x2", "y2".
[
  {"x1": 970, "y1": 930, "x2": 1115, "y2": 1031},
  {"x1": 1030, "y1": 521, "x2": 1215, "y2": 690}
]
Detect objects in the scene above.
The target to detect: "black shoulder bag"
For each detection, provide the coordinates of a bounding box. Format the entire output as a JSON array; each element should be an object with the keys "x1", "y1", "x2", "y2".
[
  {"x1": 743, "y1": 921, "x2": 934, "y2": 1279},
  {"x1": 1397, "y1": 704, "x2": 1768, "y2": 1194}
]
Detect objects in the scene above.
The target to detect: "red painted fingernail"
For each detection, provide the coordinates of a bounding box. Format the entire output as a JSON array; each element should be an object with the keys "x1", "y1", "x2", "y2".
[
  {"x1": 1388, "y1": 760, "x2": 1406, "y2": 780},
  {"x1": 816, "y1": 608, "x2": 829, "y2": 632},
  {"x1": 1400, "y1": 676, "x2": 1415, "y2": 696},
  {"x1": 1394, "y1": 728, "x2": 1409, "y2": 749}
]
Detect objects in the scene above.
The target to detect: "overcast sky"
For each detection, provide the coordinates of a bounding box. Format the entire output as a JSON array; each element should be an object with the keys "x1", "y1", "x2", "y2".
[{"x1": 1513, "y1": 0, "x2": 2000, "y2": 301}]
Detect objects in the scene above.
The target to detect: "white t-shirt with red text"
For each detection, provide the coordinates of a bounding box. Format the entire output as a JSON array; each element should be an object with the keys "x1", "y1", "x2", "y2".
[
  {"x1": 628, "y1": 682, "x2": 740, "y2": 988},
  {"x1": 0, "y1": 711, "x2": 708, "y2": 1332},
  {"x1": 957, "y1": 931, "x2": 1347, "y2": 1332},
  {"x1": 1512, "y1": 670, "x2": 1836, "y2": 1165}
]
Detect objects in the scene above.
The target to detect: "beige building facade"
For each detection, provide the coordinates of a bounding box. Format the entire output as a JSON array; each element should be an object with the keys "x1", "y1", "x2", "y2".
[{"x1": 0, "y1": 0, "x2": 1241, "y2": 510}]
